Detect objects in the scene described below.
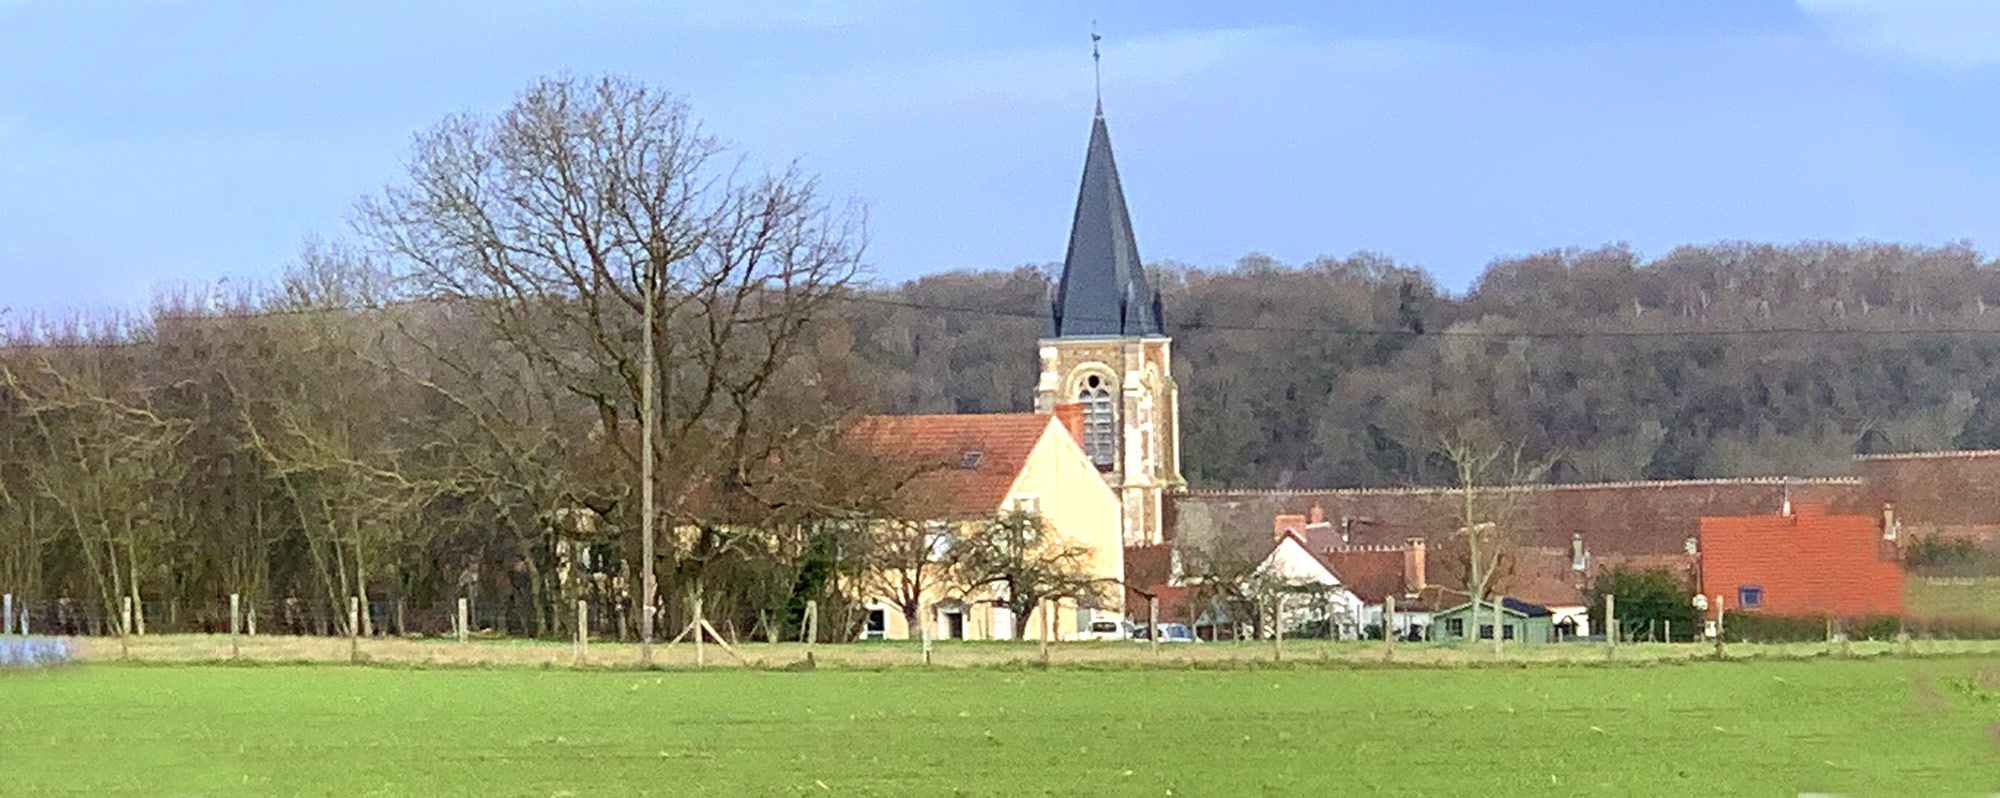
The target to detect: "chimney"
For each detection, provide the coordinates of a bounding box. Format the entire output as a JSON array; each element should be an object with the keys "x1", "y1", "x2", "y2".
[
  {"x1": 1052, "y1": 402, "x2": 1086, "y2": 448},
  {"x1": 1273, "y1": 514, "x2": 1307, "y2": 541},
  {"x1": 1309, "y1": 503, "x2": 1325, "y2": 525},
  {"x1": 1570, "y1": 533, "x2": 1587, "y2": 572},
  {"x1": 1780, "y1": 479, "x2": 1793, "y2": 517},
  {"x1": 1403, "y1": 537, "x2": 1427, "y2": 591},
  {"x1": 1882, "y1": 502, "x2": 1899, "y2": 541}
]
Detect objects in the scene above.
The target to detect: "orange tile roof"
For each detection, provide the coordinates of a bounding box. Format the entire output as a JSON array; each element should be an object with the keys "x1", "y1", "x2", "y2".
[
  {"x1": 1698, "y1": 501, "x2": 1903, "y2": 616},
  {"x1": 848, "y1": 413, "x2": 1056, "y2": 518}
]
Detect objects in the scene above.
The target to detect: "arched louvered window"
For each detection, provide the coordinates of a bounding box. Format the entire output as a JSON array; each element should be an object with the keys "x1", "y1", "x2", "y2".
[{"x1": 1079, "y1": 374, "x2": 1115, "y2": 469}]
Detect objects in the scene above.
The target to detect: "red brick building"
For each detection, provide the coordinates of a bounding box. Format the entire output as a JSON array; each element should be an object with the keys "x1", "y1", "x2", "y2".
[{"x1": 1697, "y1": 500, "x2": 1903, "y2": 617}]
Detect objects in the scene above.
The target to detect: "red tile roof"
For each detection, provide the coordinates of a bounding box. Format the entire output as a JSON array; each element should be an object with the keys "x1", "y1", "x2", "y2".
[
  {"x1": 1319, "y1": 547, "x2": 1407, "y2": 604},
  {"x1": 1124, "y1": 543, "x2": 1174, "y2": 589},
  {"x1": 1125, "y1": 584, "x2": 1194, "y2": 624},
  {"x1": 1698, "y1": 501, "x2": 1903, "y2": 616},
  {"x1": 848, "y1": 414, "x2": 1056, "y2": 518}
]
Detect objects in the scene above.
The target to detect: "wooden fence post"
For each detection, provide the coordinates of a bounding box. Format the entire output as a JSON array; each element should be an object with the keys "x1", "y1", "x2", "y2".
[
  {"x1": 803, "y1": 599, "x2": 819, "y2": 664},
  {"x1": 694, "y1": 594, "x2": 706, "y2": 667},
  {"x1": 1713, "y1": 596, "x2": 1727, "y2": 659},
  {"x1": 1664, "y1": 619, "x2": 1671, "y2": 645},
  {"x1": 1604, "y1": 593, "x2": 1617, "y2": 660},
  {"x1": 456, "y1": 597, "x2": 468, "y2": 644},
  {"x1": 1383, "y1": 596, "x2": 1396, "y2": 661},
  {"x1": 921, "y1": 625, "x2": 933, "y2": 666},
  {"x1": 1272, "y1": 594, "x2": 1284, "y2": 662},
  {"x1": 348, "y1": 596, "x2": 361, "y2": 664},
  {"x1": 120, "y1": 596, "x2": 132, "y2": 659},
  {"x1": 247, "y1": 606, "x2": 257, "y2": 637},
  {"x1": 1148, "y1": 595, "x2": 1160, "y2": 657},
  {"x1": 1038, "y1": 600, "x2": 1051, "y2": 664},
  {"x1": 575, "y1": 599, "x2": 588, "y2": 665},
  {"x1": 230, "y1": 593, "x2": 241, "y2": 660},
  {"x1": 2, "y1": 594, "x2": 10, "y2": 634}
]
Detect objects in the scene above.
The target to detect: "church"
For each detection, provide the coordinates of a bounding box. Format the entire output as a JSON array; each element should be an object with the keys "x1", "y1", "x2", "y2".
[{"x1": 845, "y1": 98, "x2": 1184, "y2": 641}]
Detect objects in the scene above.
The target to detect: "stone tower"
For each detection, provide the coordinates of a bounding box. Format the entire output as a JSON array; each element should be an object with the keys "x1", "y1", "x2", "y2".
[{"x1": 1035, "y1": 104, "x2": 1184, "y2": 545}]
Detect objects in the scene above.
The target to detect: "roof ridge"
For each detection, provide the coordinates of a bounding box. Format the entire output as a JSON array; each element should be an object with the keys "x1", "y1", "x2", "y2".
[
  {"x1": 1322, "y1": 544, "x2": 1404, "y2": 554},
  {"x1": 1852, "y1": 448, "x2": 2000, "y2": 461},
  {"x1": 1175, "y1": 475, "x2": 1864, "y2": 498}
]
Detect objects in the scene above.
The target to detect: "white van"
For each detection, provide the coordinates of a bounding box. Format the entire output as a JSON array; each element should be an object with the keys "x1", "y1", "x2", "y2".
[{"x1": 1083, "y1": 618, "x2": 1134, "y2": 641}]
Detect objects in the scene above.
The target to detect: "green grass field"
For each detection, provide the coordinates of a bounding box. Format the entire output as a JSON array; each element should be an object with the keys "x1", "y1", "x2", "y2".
[{"x1": 4, "y1": 658, "x2": 1997, "y2": 797}]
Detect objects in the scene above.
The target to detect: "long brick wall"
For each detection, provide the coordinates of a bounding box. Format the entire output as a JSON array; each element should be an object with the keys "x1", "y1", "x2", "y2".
[{"x1": 1168, "y1": 476, "x2": 1867, "y2": 557}]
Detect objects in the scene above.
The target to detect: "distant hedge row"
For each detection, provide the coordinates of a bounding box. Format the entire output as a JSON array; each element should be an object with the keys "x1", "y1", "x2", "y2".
[{"x1": 1723, "y1": 612, "x2": 2000, "y2": 643}]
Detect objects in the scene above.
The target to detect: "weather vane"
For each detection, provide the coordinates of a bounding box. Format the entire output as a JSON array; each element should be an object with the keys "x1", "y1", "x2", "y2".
[{"x1": 1092, "y1": 21, "x2": 1103, "y2": 113}]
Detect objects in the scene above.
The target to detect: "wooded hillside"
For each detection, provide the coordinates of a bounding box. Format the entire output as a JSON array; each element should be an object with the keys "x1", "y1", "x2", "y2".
[{"x1": 848, "y1": 241, "x2": 2000, "y2": 488}]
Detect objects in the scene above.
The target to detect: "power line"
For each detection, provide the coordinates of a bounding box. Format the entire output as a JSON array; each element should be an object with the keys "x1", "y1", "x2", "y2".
[
  {"x1": 11, "y1": 288, "x2": 2000, "y2": 350},
  {"x1": 826, "y1": 292, "x2": 2000, "y2": 342}
]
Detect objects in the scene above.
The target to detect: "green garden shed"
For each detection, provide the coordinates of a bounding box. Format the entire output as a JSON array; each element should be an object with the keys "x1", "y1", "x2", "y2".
[{"x1": 1431, "y1": 597, "x2": 1555, "y2": 645}]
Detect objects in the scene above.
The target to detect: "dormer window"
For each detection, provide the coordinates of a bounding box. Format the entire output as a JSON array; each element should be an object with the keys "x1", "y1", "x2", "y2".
[{"x1": 1080, "y1": 374, "x2": 1115, "y2": 469}]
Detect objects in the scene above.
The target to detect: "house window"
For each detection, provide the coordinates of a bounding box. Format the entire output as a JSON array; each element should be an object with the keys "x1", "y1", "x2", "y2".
[
  {"x1": 925, "y1": 521, "x2": 954, "y2": 562},
  {"x1": 1479, "y1": 624, "x2": 1495, "y2": 640},
  {"x1": 1445, "y1": 618, "x2": 1464, "y2": 637},
  {"x1": 1080, "y1": 375, "x2": 1115, "y2": 468},
  {"x1": 1737, "y1": 585, "x2": 1763, "y2": 609},
  {"x1": 1502, "y1": 625, "x2": 1515, "y2": 641},
  {"x1": 1014, "y1": 494, "x2": 1041, "y2": 516}
]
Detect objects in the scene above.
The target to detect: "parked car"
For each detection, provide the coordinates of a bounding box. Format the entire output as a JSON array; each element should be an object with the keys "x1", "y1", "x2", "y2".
[
  {"x1": 1133, "y1": 622, "x2": 1198, "y2": 642},
  {"x1": 1084, "y1": 618, "x2": 1135, "y2": 641}
]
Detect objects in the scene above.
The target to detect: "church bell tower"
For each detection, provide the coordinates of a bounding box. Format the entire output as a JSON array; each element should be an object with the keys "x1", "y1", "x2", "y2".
[{"x1": 1036, "y1": 102, "x2": 1184, "y2": 545}]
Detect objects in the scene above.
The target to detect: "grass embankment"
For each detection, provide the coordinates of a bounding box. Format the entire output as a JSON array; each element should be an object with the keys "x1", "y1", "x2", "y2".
[
  {"x1": 2, "y1": 658, "x2": 1996, "y2": 796},
  {"x1": 60, "y1": 633, "x2": 2000, "y2": 669}
]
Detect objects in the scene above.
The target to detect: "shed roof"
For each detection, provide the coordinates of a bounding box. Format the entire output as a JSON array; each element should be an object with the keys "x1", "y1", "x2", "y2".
[{"x1": 1435, "y1": 597, "x2": 1554, "y2": 618}]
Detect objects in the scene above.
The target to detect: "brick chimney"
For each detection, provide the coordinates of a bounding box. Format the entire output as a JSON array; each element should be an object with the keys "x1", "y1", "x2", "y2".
[
  {"x1": 1052, "y1": 402, "x2": 1086, "y2": 448},
  {"x1": 1309, "y1": 503, "x2": 1325, "y2": 525},
  {"x1": 1273, "y1": 514, "x2": 1307, "y2": 541},
  {"x1": 1403, "y1": 537, "x2": 1427, "y2": 591}
]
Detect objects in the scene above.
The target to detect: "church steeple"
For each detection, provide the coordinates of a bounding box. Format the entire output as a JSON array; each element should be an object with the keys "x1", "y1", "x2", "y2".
[
  {"x1": 1050, "y1": 110, "x2": 1163, "y2": 338},
  {"x1": 1035, "y1": 95, "x2": 1183, "y2": 546}
]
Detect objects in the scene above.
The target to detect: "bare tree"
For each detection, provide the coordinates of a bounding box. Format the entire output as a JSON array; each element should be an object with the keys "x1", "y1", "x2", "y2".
[
  {"x1": 1439, "y1": 420, "x2": 1547, "y2": 655},
  {"x1": 359, "y1": 73, "x2": 866, "y2": 638},
  {"x1": 950, "y1": 511, "x2": 1104, "y2": 639}
]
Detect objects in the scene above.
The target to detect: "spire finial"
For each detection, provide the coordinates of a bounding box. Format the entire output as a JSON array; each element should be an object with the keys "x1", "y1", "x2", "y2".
[{"x1": 1091, "y1": 21, "x2": 1103, "y2": 116}]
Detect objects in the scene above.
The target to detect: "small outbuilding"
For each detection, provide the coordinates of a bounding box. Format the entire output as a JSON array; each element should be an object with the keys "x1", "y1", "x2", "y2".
[{"x1": 1430, "y1": 597, "x2": 1556, "y2": 645}]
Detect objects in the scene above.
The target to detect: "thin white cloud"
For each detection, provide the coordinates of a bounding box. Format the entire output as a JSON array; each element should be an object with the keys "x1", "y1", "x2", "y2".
[
  {"x1": 649, "y1": 0, "x2": 896, "y2": 31},
  {"x1": 1798, "y1": 0, "x2": 2000, "y2": 67},
  {"x1": 727, "y1": 26, "x2": 1454, "y2": 123}
]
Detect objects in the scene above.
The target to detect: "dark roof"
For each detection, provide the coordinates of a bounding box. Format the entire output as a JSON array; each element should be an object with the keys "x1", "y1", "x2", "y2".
[
  {"x1": 1436, "y1": 597, "x2": 1553, "y2": 618},
  {"x1": 847, "y1": 414, "x2": 1055, "y2": 517},
  {"x1": 1051, "y1": 110, "x2": 1162, "y2": 338}
]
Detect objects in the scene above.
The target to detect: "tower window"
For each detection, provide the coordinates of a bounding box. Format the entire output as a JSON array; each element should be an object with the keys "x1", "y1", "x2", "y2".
[{"x1": 1080, "y1": 375, "x2": 1115, "y2": 468}]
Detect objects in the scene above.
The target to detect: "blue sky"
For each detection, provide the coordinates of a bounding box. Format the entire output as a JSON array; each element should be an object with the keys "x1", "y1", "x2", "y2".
[{"x1": 5, "y1": 1, "x2": 2000, "y2": 311}]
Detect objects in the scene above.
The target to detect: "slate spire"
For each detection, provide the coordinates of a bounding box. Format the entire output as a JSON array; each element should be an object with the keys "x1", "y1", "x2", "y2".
[{"x1": 1050, "y1": 107, "x2": 1163, "y2": 337}]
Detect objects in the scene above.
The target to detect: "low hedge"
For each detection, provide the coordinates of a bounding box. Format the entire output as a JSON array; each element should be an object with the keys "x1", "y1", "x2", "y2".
[{"x1": 1723, "y1": 611, "x2": 2000, "y2": 642}]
